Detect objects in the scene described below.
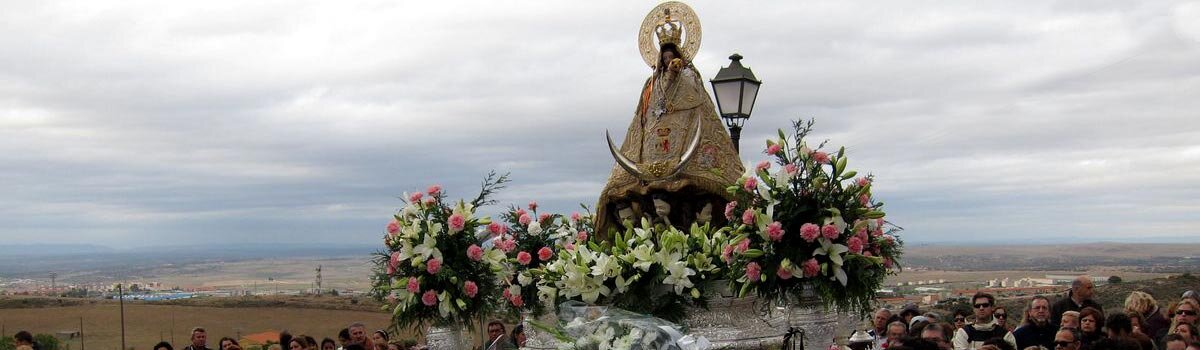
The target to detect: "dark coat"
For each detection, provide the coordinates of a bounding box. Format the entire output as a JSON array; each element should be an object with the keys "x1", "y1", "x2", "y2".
[
  {"x1": 1050, "y1": 291, "x2": 1102, "y2": 327},
  {"x1": 1013, "y1": 322, "x2": 1057, "y2": 350},
  {"x1": 1143, "y1": 307, "x2": 1171, "y2": 342}
]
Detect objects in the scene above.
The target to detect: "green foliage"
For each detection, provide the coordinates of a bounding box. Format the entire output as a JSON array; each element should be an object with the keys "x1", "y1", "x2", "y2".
[
  {"x1": 0, "y1": 337, "x2": 14, "y2": 350},
  {"x1": 1108, "y1": 276, "x2": 1123, "y2": 284}
]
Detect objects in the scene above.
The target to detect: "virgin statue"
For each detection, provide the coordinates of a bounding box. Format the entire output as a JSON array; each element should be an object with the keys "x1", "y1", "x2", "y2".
[{"x1": 595, "y1": 2, "x2": 745, "y2": 238}]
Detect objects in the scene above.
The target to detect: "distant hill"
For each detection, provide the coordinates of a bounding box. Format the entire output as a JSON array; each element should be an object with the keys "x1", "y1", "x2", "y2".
[
  {"x1": 904, "y1": 243, "x2": 1200, "y2": 272},
  {"x1": 0, "y1": 243, "x2": 377, "y2": 278}
]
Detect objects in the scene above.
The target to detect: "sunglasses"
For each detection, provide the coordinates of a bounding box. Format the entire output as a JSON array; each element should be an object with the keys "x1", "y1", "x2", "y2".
[
  {"x1": 995, "y1": 313, "x2": 1008, "y2": 318},
  {"x1": 955, "y1": 317, "x2": 966, "y2": 322},
  {"x1": 974, "y1": 303, "x2": 992, "y2": 309},
  {"x1": 1179, "y1": 310, "x2": 1197, "y2": 316},
  {"x1": 1054, "y1": 341, "x2": 1075, "y2": 348}
]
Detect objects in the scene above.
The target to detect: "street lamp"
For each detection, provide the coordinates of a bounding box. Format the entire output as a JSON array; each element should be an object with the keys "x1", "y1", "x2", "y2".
[{"x1": 710, "y1": 53, "x2": 761, "y2": 153}]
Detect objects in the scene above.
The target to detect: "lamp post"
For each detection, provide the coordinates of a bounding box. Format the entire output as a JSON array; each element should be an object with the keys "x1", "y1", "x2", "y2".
[{"x1": 710, "y1": 53, "x2": 761, "y2": 153}]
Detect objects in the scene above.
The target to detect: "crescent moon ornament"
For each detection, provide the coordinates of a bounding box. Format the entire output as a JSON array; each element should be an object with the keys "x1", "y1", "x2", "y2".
[{"x1": 639, "y1": 1, "x2": 702, "y2": 68}]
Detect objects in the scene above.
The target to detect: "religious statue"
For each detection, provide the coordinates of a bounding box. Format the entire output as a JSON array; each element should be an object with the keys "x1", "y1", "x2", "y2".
[{"x1": 595, "y1": 2, "x2": 745, "y2": 238}]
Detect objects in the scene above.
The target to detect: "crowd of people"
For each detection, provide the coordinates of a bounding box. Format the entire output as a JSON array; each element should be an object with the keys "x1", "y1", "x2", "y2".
[
  {"x1": 865, "y1": 276, "x2": 1200, "y2": 350},
  {"x1": 8, "y1": 319, "x2": 526, "y2": 350}
]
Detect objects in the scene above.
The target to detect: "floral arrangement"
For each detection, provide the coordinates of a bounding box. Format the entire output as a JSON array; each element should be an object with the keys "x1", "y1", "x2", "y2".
[
  {"x1": 495, "y1": 202, "x2": 593, "y2": 318},
  {"x1": 532, "y1": 220, "x2": 727, "y2": 322},
  {"x1": 721, "y1": 120, "x2": 902, "y2": 315},
  {"x1": 370, "y1": 172, "x2": 512, "y2": 331}
]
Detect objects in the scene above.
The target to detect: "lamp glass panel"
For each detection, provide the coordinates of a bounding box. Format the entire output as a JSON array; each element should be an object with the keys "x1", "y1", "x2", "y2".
[
  {"x1": 740, "y1": 83, "x2": 760, "y2": 117},
  {"x1": 713, "y1": 81, "x2": 743, "y2": 116}
]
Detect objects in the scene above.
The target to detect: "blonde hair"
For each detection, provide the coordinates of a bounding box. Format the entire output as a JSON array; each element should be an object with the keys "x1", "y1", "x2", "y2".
[
  {"x1": 17, "y1": 346, "x2": 33, "y2": 350},
  {"x1": 1125, "y1": 291, "x2": 1158, "y2": 315}
]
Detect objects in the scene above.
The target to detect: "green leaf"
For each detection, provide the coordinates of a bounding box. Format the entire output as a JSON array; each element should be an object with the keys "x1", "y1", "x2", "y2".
[
  {"x1": 841, "y1": 170, "x2": 857, "y2": 180},
  {"x1": 778, "y1": 128, "x2": 787, "y2": 141},
  {"x1": 836, "y1": 156, "x2": 848, "y2": 174},
  {"x1": 742, "y1": 249, "x2": 765, "y2": 258},
  {"x1": 864, "y1": 211, "x2": 886, "y2": 219}
]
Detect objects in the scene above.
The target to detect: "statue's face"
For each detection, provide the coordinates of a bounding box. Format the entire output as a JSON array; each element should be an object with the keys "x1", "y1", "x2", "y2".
[{"x1": 660, "y1": 49, "x2": 676, "y2": 66}]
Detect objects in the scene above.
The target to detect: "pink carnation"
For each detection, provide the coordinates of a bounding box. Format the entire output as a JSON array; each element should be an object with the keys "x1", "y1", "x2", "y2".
[
  {"x1": 388, "y1": 252, "x2": 400, "y2": 275},
  {"x1": 859, "y1": 194, "x2": 871, "y2": 206},
  {"x1": 735, "y1": 238, "x2": 750, "y2": 253},
  {"x1": 517, "y1": 251, "x2": 532, "y2": 265},
  {"x1": 426, "y1": 258, "x2": 442, "y2": 274},
  {"x1": 518, "y1": 213, "x2": 532, "y2": 226},
  {"x1": 528, "y1": 201, "x2": 538, "y2": 211},
  {"x1": 408, "y1": 192, "x2": 423, "y2": 203},
  {"x1": 463, "y1": 281, "x2": 478, "y2": 298},
  {"x1": 863, "y1": 251, "x2": 874, "y2": 257},
  {"x1": 576, "y1": 231, "x2": 588, "y2": 242},
  {"x1": 571, "y1": 212, "x2": 582, "y2": 222},
  {"x1": 448, "y1": 213, "x2": 465, "y2": 232},
  {"x1": 502, "y1": 288, "x2": 511, "y2": 300},
  {"x1": 855, "y1": 225, "x2": 868, "y2": 236},
  {"x1": 872, "y1": 228, "x2": 884, "y2": 237},
  {"x1": 407, "y1": 277, "x2": 420, "y2": 293},
  {"x1": 821, "y1": 224, "x2": 839, "y2": 239},
  {"x1": 847, "y1": 236, "x2": 864, "y2": 254},
  {"x1": 742, "y1": 209, "x2": 756, "y2": 225},
  {"x1": 386, "y1": 220, "x2": 400, "y2": 235},
  {"x1": 777, "y1": 266, "x2": 793, "y2": 280},
  {"x1": 802, "y1": 259, "x2": 820, "y2": 277},
  {"x1": 800, "y1": 223, "x2": 820, "y2": 242},
  {"x1": 538, "y1": 247, "x2": 554, "y2": 261},
  {"x1": 766, "y1": 144, "x2": 782, "y2": 155},
  {"x1": 510, "y1": 295, "x2": 524, "y2": 307},
  {"x1": 538, "y1": 213, "x2": 551, "y2": 223},
  {"x1": 884, "y1": 258, "x2": 894, "y2": 269},
  {"x1": 515, "y1": 209, "x2": 528, "y2": 218},
  {"x1": 488, "y1": 222, "x2": 503, "y2": 236},
  {"x1": 422, "y1": 290, "x2": 438, "y2": 306},
  {"x1": 784, "y1": 163, "x2": 799, "y2": 175},
  {"x1": 497, "y1": 238, "x2": 516, "y2": 253},
  {"x1": 564, "y1": 242, "x2": 575, "y2": 251},
  {"x1": 743, "y1": 177, "x2": 758, "y2": 192},
  {"x1": 745, "y1": 262, "x2": 761, "y2": 282},
  {"x1": 755, "y1": 161, "x2": 771, "y2": 172},
  {"x1": 721, "y1": 245, "x2": 734, "y2": 263},
  {"x1": 423, "y1": 197, "x2": 436, "y2": 206},
  {"x1": 767, "y1": 221, "x2": 785, "y2": 242},
  {"x1": 812, "y1": 151, "x2": 830, "y2": 164},
  {"x1": 724, "y1": 201, "x2": 738, "y2": 220},
  {"x1": 855, "y1": 177, "x2": 871, "y2": 187},
  {"x1": 426, "y1": 185, "x2": 442, "y2": 196},
  {"x1": 883, "y1": 234, "x2": 896, "y2": 245},
  {"x1": 467, "y1": 244, "x2": 484, "y2": 261}
]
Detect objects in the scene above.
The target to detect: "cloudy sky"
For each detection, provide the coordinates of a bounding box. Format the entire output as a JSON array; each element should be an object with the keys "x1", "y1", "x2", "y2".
[{"x1": 2, "y1": 1, "x2": 1198, "y2": 248}]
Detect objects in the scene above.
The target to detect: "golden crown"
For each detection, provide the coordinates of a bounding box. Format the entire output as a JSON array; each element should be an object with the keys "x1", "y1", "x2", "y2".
[{"x1": 655, "y1": 9, "x2": 682, "y2": 46}]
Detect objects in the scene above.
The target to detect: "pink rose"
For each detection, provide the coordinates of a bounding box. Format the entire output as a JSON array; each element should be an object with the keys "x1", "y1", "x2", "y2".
[
  {"x1": 386, "y1": 220, "x2": 400, "y2": 235},
  {"x1": 745, "y1": 262, "x2": 761, "y2": 282},
  {"x1": 388, "y1": 252, "x2": 400, "y2": 275},
  {"x1": 538, "y1": 213, "x2": 550, "y2": 223},
  {"x1": 802, "y1": 259, "x2": 820, "y2": 277},
  {"x1": 576, "y1": 231, "x2": 588, "y2": 242},
  {"x1": 407, "y1": 277, "x2": 420, "y2": 293},
  {"x1": 467, "y1": 244, "x2": 484, "y2": 261},
  {"x1": 767, "y1": 221, "x2": 785, "y2": 242},
  {"x1": 724, "y1": 201, "x2": 738, "y2": 220},
  {"x1": 488, "y1": 222, "x2": 503, "y2": 236},
  {"x1": 784, "y1": 163, "x2": 799, "y2": 175},
  {"x1": 812, "y1": 151, "x2": 830, "y2": 164},
  {"x1": 855, "y1": 177, "x2": 871, "y2": 187},
  {"x1": 735, "y1": 238, "x2": 750, "y2": 253},
  {"x1": 743, "y1": 177, "x2": 758, "y2": 192},
  {"x1": 848, "y1": 236, "x2": 864, "y2": 254},
  {"x1": 448, "y1": 213, "x2": 465, "y2": 232},
  {"x1": 528, "y1": 201, "x2": 538, "y2": 211},
  {"x1": 742, "y1": 209, "x2": 756, "y2": 225},
  {"x1": 510, "y1": 295, "x2": 524, "y2": 307},
  {"x1": 821, "y1": 224, "x2": 839, "y2": 240},
  {"x1": 422, "y1": 290, "x2": 438, "y2": 306},
  {"x1": 518, "y1": 213, "x2": 532, "y2": 226},
  {"x1": 571, "y1": 212, "x2": 582, "y2": 222},
  {"x1": 777, "y1": 266, "x2": 793, "y2": 280},
  {"x1": 426, "y1": 185, "x2": 442, "y2": 196},
  {"x1": 408, "y1": 192, "x2": 423, "y2": 203},
  {"x1": 766, "y1": 144, "x2": 782, "y2": 155},
  {"x1": 517, "y1": 251, "x2": 532, "y2": 265},
  {"x1": 463, "y1": 281, "x2": 478, "y2": 298},
  {"x1": 497, "y1": 238, "x2": 516, "y2": 253},
  {"x1": 721, "y1": 245, "x2": 734, "y2": 263},
  {"x1": 538, "y1": 247, "x2": 554, "y2": 261},
  {"x1": 755, "y1": 161, "x2": 771, "y2": 172},
  {"x1": 800, "y1": 223, "x2": 820, "y2": 242},
  {"x1": 426, "y1": 258, "x2": 442, "y2": 274}
]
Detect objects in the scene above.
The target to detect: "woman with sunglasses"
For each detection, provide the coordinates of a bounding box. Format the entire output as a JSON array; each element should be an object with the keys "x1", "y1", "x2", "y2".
[{"x1": 995, "y1": 306, "x2": 1012, "y2": 332}]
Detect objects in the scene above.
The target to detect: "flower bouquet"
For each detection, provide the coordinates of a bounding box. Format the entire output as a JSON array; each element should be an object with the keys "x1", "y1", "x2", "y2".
[
  {"x1": 495, "y1": 203, "x2": 593, "y2": 318},
  {"x1": 533, "y1": 219, "x2": 727, "y2": 322},
  {"x1": 722, "y1": 120, "x2": 902, "y2": 315},
  {"x1": 370, "y1": 172, "x2": 512, "y2": 331}
]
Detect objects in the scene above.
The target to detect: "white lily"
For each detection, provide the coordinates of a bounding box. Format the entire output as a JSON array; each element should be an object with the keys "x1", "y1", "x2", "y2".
[
  {"x1": 813, "y1": 238, "x2": 850, "y2": 286},
  {"x1": 591, "y1": 253, "x2": 622, "y2": 278},
  {"x1": 824, "y1": 215, "x2": 847, "y2": 234},
  {"x1": 437, "y1": 290, "x2": 452, "y2": 317},
  {"x1": 662, "y1": 260, "x2": 696, "y2": 294},
  {"x1": 517, "y1": 271, "x2": 533, "y2": 286},
  {"x1": 614, "y1": 274, "x2": 638, "y2": 294},
  {"x1": 630, "y1": 244, "x2": 657, "y2": 271},
  {"x1": 412, "y1": 233, "x2": 443, "y2": 262},
  {"x1": 537, "y1": 285, "x2": 558, "y2": 303}
]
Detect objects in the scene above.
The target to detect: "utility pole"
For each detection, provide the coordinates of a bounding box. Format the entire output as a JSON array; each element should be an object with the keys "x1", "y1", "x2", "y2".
[
  {"x1": 315, "y1": 265, "x2": 323, "y2": 295},
  {"x1": 80, "y1": 317, "x2": 85, "y2": 350},
  {"x1": 119, "y1": 283, "x2": 127, "y2": 350}
]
